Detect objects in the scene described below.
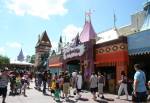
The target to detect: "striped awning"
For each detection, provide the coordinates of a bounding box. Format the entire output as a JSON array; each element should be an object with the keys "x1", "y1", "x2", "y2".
[
  {"x1": 128, "y1": 29, "x2": 150, "y2": 55},
  {"x1": 129, "y1": 47, "x2": 150, "y2": 55}
]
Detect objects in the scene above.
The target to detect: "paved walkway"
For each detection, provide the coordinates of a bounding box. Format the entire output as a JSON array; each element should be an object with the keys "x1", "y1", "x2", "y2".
[{"x1": 0, "y1": 82, "x2": 136, "y2": 103}]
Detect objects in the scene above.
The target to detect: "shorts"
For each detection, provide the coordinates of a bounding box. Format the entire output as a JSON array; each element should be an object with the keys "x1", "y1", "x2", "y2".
[
  {"x1": 0, "y1": 87, "x2": 7, "y2": 97},
  {"x1": 63, "y1": 83, "x2": 70, "y2": 94},
  {"x1": 98, "y1": 83, "x2": 104, "y2": 94},
  {"x1": 132, "y1": 91, "x2": 147, "y2": 102},
  {"x1": 90, "y1": 87, "x2": 97, "y2": 93}
]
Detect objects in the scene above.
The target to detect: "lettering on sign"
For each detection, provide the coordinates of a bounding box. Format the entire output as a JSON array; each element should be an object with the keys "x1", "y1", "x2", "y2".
[{"x1": 63, "y1": 44, "x2": 85, "y2": 60}]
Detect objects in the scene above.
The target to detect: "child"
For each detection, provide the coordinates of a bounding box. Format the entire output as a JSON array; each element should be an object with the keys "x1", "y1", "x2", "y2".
[
  {"x1": 50, "y1": 79, "x2": 56, "y2": 96},
  {"x1": 54, "y1": 82, "x2": 61, "y2": 102}
]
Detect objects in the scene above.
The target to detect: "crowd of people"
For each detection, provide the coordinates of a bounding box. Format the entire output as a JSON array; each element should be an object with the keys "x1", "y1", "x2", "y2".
[
  {"x1": 0, "y1": 68, "x2": 33, "y2": 103},
  {"x1": 0, "y1": 63, "x2": 150, "y2": 103},
  {"x1": 34, "y1": 70, "x2": 83, "y2": 102}
]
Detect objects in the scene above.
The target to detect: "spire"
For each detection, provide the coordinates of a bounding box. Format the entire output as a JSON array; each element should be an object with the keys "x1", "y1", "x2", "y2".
[
  {"x1": 36, "y1": 30, "x2": 52, "y2": 47},
  {"x1": 75, "y1": 33, "x2": 80, "y2": 46},
  {"x1": 85, "y1": 9, "x2": 92, "y2": 23},
  {"x1": 17, "y1": 48, "x2": 24, "y2": 62},
  {"x1": 58, "y1": 36, "x2": 63, "y2": 53},
  {"x1": 59, "y1": 35, "x2": 62, "y2": 43},
  {"x1": 79, "y1": 10, "x2": 96, "y2": 43}
]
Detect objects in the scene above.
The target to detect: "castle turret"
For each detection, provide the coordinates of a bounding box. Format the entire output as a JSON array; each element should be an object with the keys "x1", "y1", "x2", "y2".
[
  {"x1": 79, "y1": 11, "x2": 96, "y2": 43},
  {"x1": 35, "y1": 30, "x2": 51, "y2": 68},
  {"x1": 17, "y1": 48, "x2": 24, "y2": 62}
]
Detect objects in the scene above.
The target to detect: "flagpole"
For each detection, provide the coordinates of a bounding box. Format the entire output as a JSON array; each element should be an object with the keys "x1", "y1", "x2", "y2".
[{"x1": 113, "y1": 9, "x2": 117, "y2": 28}]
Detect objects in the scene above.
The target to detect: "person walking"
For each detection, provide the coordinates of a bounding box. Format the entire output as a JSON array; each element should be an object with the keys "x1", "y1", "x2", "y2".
[
  {"x1": 90, "y1": 72, "x2": 98, "y2": 101},
  {"x1": 21, "y1": 73, "x2": 28, "y2": 97},
  {"x1": 97, "y1": 72, "x2": 105, "y2": 99},
  {"x1": 75, "y1": 71, "x2": 83, "y2": 100},
  {"x1": 42, "y1": 70, "x2": 48, "y2": 94},
  {"x1": 0, "y1": 67, "x2": 9, "y2": 103},
  {"x1": 117, "y1": 71, "x2": 128, "y2": 100},
  {"x1": 63, "y1": 71, "x2": 70, "y2": 101},
  {"x1": 132, "y1": 64, "x2": 147, "y2": 103}
]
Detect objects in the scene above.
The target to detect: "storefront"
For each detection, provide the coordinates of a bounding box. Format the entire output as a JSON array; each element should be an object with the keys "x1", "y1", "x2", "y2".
[
  {"x1": 95, "y1": 36, "x2": 129, "y2": 93},
  {"x1": 128, "y1": 29, "x2": 150, "y2": 81},
  {"x1": 48, "y1": 54, "x2": 62, "y2": 75},
  {"x1": 62, "y1": 41, "x2": 95, "y2": 82}
]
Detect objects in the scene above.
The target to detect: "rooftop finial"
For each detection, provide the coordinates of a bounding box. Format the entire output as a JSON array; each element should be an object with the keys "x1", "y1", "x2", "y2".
[{"x1": 85, "y1": 9, "x2": 92, "y2": 22}]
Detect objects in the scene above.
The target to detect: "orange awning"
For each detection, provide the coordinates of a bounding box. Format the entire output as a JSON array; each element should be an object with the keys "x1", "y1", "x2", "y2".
[
  {"x1": 95, "y1": 51, "x2": 129, "y2": 65},
  {"x1": 49, "y1": 63, "x2": 62, "y2": 68}
]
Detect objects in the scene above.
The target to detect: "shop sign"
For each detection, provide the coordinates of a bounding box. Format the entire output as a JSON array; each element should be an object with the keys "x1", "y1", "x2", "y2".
[{"x1": 63, "y1": 44, "x2": 85, "y2": 60}]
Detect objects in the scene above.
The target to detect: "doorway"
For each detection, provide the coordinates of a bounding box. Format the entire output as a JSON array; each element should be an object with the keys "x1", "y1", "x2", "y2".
[
  {"x1": 66, "y1": 60, "x2": 80, "y2": 74},
  {"x1": 96, "y1": 66, "x2": 116, "y2": 93}
]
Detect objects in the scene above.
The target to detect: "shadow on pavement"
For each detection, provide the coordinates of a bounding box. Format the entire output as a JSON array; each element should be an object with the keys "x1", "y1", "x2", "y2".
[
  {"x1": 102, "y1": 97, "x2": 114, "y2": 101},
  {"x1": 120, "y1": 98, "x2": 132, "y2": 102},
  {"x1": 43, "y1": 93, "x2": 51, "y2": 96},
  {"x1": 78, "y1": 97, "x2": 89, "y2": 101},
  {"x1": 95, "y1": 100, "x2": 108, "y2": 103},
  {"x1": 66, "y1": 99, "x2": 77, "y2": 103},
  {"x1": 69, "y1": 95, "x2": 74, "y2": 98}
]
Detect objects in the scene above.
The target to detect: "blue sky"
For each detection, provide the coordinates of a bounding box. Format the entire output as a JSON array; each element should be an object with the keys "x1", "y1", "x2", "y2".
[{"x1": 0, "y1": 0, "x2": 146, "y2": 60}]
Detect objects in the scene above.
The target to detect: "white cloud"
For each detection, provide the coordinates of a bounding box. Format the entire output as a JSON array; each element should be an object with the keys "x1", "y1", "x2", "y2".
[
  {"x1": 0, "y1": 47, "x2": 6, "y2": 55},
  {"x1": 6, "y1": 0, "x2": 68, "y2": 19},
  {"x1": 62, "y1": 24, "x2": 82, "y2": 43},
  {"x1": 6, "y1": 42, "x2": 21, "y2": 49}
]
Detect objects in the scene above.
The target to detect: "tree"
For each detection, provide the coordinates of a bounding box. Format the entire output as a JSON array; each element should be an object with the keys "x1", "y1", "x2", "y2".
[
  {"x1": 26, "y1": 55, "x2": 31, "y2": 62},
  {"x1": 30, "y1": 55, "x2": 35, "y2": 63},
  {"x1": 40, "y1": 52, "x2": 49, "y2": 69},
  {"x1": 0, "y1": 55, "x2": 10, "y2": 64}
]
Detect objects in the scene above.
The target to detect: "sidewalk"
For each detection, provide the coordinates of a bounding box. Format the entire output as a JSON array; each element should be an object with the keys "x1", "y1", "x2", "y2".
[{"x1": 0, "y1": 82, "x2": 133, "y2": 103}]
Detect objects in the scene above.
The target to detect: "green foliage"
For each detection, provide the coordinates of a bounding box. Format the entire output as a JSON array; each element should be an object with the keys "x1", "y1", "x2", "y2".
[
  {"x1": 30, "y1": 55, "x2": 35, "y2": 63},
  {"x1": 41, "y1": 52, "x2": 49, "y2": 69},
  {"x1": 0, "y1": 55, "x2": 10, "y2": 64}
]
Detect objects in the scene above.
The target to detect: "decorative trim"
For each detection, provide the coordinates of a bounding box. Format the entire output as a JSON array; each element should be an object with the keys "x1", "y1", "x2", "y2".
[{"x1": 96, "y1": 43, "x2": 127, "y2": 54}]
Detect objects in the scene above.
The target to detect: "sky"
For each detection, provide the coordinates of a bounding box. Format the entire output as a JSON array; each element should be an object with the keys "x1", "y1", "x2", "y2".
[{"x1": 0, "y1": 0, "x2": 147, "y2": 60}]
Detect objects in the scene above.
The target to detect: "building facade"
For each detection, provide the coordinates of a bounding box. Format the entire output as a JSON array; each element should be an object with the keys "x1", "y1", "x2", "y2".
[{"x1": 35, "y1": 31, "x2": 51, "y2": 71}]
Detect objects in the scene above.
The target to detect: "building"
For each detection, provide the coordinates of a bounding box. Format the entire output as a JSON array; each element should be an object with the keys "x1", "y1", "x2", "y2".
[
  {"x1": 127, "y1": 1, "x2": 150, "y2": 81},
  {"x1": 10, "y1": 49, "x2": 34, "y2": 71},
  {"x1": 62, "y1": 13, "x2": 96, "y2": 85},
  {"x1": 95, "y1": 28, "x2": 128, "y2": 92},
  {"x1": 118, "y1": 7, "x2": 146, "y2": 36},
  {"x1": 35, "y1": 1, "x2": 150, "y2": 93},
  {"x1": 35, "y1": 30, "x2": 51, "y2": 71}
]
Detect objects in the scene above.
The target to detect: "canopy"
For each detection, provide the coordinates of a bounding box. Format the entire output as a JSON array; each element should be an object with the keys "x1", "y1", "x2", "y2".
[{"x1": 128, "y1": 29, "x2": 150, "y2": 55}]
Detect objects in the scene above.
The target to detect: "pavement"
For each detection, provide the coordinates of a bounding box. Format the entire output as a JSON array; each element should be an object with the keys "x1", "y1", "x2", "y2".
[{"x1": 0, "y1": 81, "x2": 140, "y2": 103}]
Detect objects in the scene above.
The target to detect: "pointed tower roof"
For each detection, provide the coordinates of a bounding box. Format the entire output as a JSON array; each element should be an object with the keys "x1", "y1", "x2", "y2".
[
  {"x1": 17, "y1": 48, "x2": 24, "y2": 62},
  {"x1": 141, "y1": 1, "x2": 150, "y2": 31},
  {"x1": 36, "y1": 30, "x2": 52, "y2": 48},
  {"x1": 59, "y1": 35, "x2": 62, "y2": 43},
  {"x1": 79, "y1": 11, "x2": 96, "y2": 43}
]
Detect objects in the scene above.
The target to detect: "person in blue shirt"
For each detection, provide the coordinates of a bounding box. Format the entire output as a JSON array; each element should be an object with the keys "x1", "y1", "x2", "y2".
[{"x1": 132, "y1": 64, "x2": 147, "y2": 103}]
